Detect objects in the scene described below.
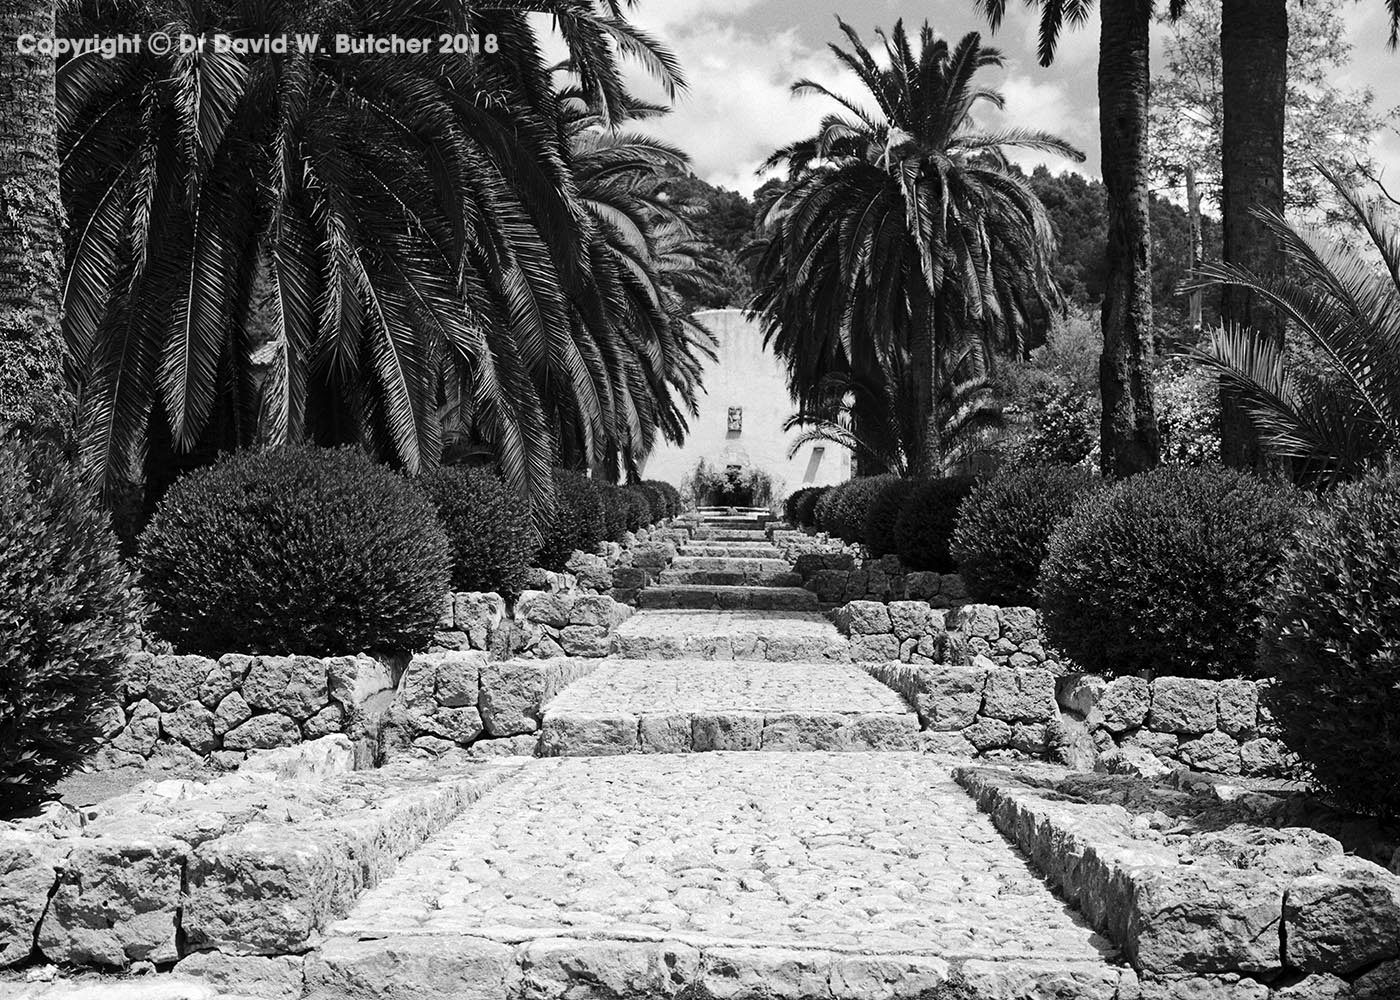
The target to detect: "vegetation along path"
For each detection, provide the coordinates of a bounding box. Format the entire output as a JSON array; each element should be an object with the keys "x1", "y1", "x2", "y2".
[{"x1": 312, "y1": 511, "x2": 1131, "y2": 999}]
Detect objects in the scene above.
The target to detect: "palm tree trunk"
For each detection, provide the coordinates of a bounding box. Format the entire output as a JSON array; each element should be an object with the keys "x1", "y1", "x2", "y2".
[
  {"x1": 1097, "y1": 0, "x2": 1160, "y2": 478},
  {"x1": 0, "y1": 0, "x2": 69, "y2": 435},
  {"x1": 1186, "y1": 166, "x2": 1203, "y2": 339},
  {"x1": 1219, "y1": 0, "x2": 1287, "y2": 470},
  {"x1": 910, "y1": 279, "x2": 937, "y2": 477}
]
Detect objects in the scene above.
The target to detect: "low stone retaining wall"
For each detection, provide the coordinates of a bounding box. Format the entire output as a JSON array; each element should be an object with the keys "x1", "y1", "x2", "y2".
[
  {"x1": 0, "y1": 748, "x2": 520, "y2": 971},
  {"x1": 955, "y1": 766, "x2": 1400, "y2": 997},
  {"x1": 839, "y1": 599, "x2": 1291, "y2": 779},
  {"x1": 434, "y1": 587, "x2": 633, "y2": 659},
  {"x1": 791, "y1": 550, "x2": 970, "y2": 607}
]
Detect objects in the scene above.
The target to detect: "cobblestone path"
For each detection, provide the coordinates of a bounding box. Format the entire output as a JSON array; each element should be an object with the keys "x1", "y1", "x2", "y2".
[{"x1": 313, "y1": 511, "x2": 1131, "y2": 998}]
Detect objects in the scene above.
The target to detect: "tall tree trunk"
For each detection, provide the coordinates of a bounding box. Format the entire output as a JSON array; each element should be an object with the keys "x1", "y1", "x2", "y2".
[
  {"x1": 0, "y1": 0, "x2": 69, "y2": 435},
  {"x1": 1186, "y1": 166, "x2": 1203, "y2": 339},
  {"x1": 1097, "y1": 0, "x2": 1160, "y2": 478},
  {"x1": 1219, "y1": 0, "x2": 1287, "y2": 470},
  {"x1": 909, "y1": 279, "x2": 938, "y2": 477}
]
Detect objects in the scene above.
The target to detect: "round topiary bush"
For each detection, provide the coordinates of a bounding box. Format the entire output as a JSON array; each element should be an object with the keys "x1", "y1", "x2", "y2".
[
  {"x1": 2, "y1": 441, "x2": 141, "y2": 812},
  {"x1": 829, "y1": 475, "x2": 898, "y2": 543},
  {"x1": 893, "y1": 476, "x2": 980, "y2": 571},
  {"x1": 642, "y1": 480, "x2": 681, "y2": 518},
  {"x1": 621, "y1": 488, "x2": 651, "y2": 533},
  {"x1": 535, "y1": 470, "x2": 608, "y2": 571},
  {"x1": 599, "y1": 486, "x2": 630, "y2": 543},
  {"x1": 951, "y1": 464, "x2": 1101, "y2": 605},
  {"x1": 783, "y1": 487, "x2": 812, "y2": 525},
  {"x1": 418, "y1": 466, "x2": 536, "y2": 600},
  {"x1": 139, "y1": 446, "x2": 449, "y2": 656},
  {"x1": 632, "y1": 482, "x2": 667, "y2": 524},
  {"x1": 863, "y1": 478, "x2": 917, "y2": 558},
  {"x1": 1039, "y1": 464, "x2": 1300, "y2": 679},
  {"x1": 794, "y1": 486, "x2": 828, "y2": 528},
  {"x1": 814, "y1": 482, "x2": 846, "y2": 534},
  {"x1": 1261, "y1": 470, "x2": 1400, "y2": 819}
]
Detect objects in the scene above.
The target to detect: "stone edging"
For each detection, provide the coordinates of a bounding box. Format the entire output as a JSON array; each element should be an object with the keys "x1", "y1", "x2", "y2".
[{"x1": 953, "y1": 765, "x2": 1400, "y2": 998}]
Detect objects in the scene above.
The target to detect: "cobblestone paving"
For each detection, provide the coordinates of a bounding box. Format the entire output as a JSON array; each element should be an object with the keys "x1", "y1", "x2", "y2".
[
  {"x1": 546, "y1": 659, "x2": 910, "y2": 716},
  {"x1": 330, "y1": 753, "x2": 1114, "y2": 966},
  {"x1": 612, "y1": 609, "x2": 848, "y2": 660}
]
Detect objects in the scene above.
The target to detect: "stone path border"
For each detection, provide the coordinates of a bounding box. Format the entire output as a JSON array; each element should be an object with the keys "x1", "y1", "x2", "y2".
[{"x1": 612, "y1": 610, "x2": 848, "y2": 661}]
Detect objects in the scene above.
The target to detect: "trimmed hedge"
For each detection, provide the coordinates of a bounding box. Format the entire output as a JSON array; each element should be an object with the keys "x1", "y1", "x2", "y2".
[
  {"x1": 863, "y1": 478, "x2": 916, "y2": 558},
  {"x1": 599, "y1": 486, "x2": 630, "y2": 543},
  {"x1": 813, "y1": 486, "x2": 842, "y2": 534},
  {"x1": 1262, "y1": 470, "x2": 1400, "y2": 820},
  {"x1": 2, "y1": 441, "x2": 140, "y2": 811},
  {"x1": 535, "y1": 470, "x2": 609, "y2": 571},
  {"x1": 830, "y1": 475, "x2": 899, "y2": 543},
  {"x1": 631, "y1": 482, "x2": 667, "y2": 525},
  {"x1": 642, "y1": 480, "x2": 681, "y2": 518},
  {"x1": 1039, "y1": 465, "x2": 1300, "y2": 679},
  {"x1": 419, "y1": 466, "x2": 536, "y2": 600},
  {"x1": 794, "y1": 486, "x2": 828, "y2": 528},
  {"x1": 950, "y1": 465, "x2": 1101, "y2": 605},
  {"x1": 139, "y1": 446, "x2": 449, "y2": 656},
  {"x1": 893, "y1": 476, "x2": 980, "y2": 572}
]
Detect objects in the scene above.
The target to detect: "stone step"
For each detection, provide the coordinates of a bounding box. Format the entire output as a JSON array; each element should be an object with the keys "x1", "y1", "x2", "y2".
[
  {"x1": 656, "y1": 568, "x2": 803, "y2": 587},
  {"x1": 636, "y1": 584, "x2": 818, "y2": 611},
  {"x1": 318, "y1": 754, "x2": 1129, "y2": 999},
  {"x1": 612, "y1": 609, "x2": 849, "y2": 661},
  {"x1": 680, "y1": 542, "x2": 784, "y2": 559},
  {"x1": 539, "y1": 658, "x2": 919, "y2": 754},
  {"x1": 694, "y1": 528, "x2": 771, "y2": 542}
]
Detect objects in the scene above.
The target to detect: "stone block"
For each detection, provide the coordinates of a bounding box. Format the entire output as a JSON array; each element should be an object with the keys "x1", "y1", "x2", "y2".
[
  {"x1": 692, "y1": 712, "x2": 763, "y2": 751},
  {"x1": 1216, "y1": 679, "x2": 1259, "y2": 738},
  {"x1": 701, "y1": 945, "x2": 831, "y2": 1000},
  {"x1": 914, "y1": 664, "x2": 988, "y2": 731},
  {"x1": 453, "y1": 592, "x2": 507, "y2": 648},
  {"x1": 467, "y1": 734, "x2": 540, "y2": 758},
  {"x1": 1240, "y1": 737, "x2": 1291, "y2": 777},
  {"x1": 963, "y1": 717, "x2": 1013, "y2": 751},
  {"x1": 175, "y1": 951, "x2": 305, "y2": 1000},
  {"x1": 37, "y1": 835, "x2": 183, "y2": 967},
  {"x1": 959, "y1": 960, "x2": 1120, "y2": 1000},
  {"x1": 918, "y1": 731, "x2": 977, "y2": 756},
  {"x1": 541, "y1": 714, "x2": 638, "y2": 756},
  {"x1": 565, "y1": 551, "x2": 614, "y2": 592},
  {"x1": 828, "y1": 954, "x2": 950, "y2": 1000},
  {"x1": 241, "y1": 735, "x2": 354, "y2": 782},
  {"x1": 214, "y1": 691, "x2": 252, "y2": 737},
  {"x1": 161, "y1": 699, "x2": 217, "y2": 755},
  {"x1": 302, "y1": 704, "x2": 345, "y2": 740},
  {"x1": 327, "y1": 655, "x2": 395, "y2": 710},
  {"x1": 433, "y1": 651, "x2": 484, "y2": 708},
  {"x1": 1093, "y1": 676, "x2": 1150, "y2": 733},
  {"x1": 759, "y1": 712, "x2": 846, "y2": 751},
  {"x1": 1128, "y1": 867, "x2": 1284, "y2": 975},
  {"x1": 480, "y1": 661, "x2": 547, "y2": 736},
  {"x1": 848, "y1": 633, "x2": 900, "y2": 663},
  {"x1": 981, "y1": 669, "x2": 1056, "y2": 722},
  {"x1": 1178, "y1": 731, "x2": 1242, "y2": 776},
  {"x1": 305, "y1": 934, "x2": 519, "y2": 1000},
  {"x1": 199, "y1": 654, "x2": 252, "y2": 708},
  {"x1": 111, "y1": 699, "x2": 160, "y2": 756},
  {"x1": 520, "y1": 938, "x2": 700, "y2": 999},
  {"x1": 639, "y1": 714, "x2": 693, "y2": 753},
  {"x1": 837, "y1": 600, "x2": 892, "y2": 635},
  {"x1": 947, "y1": 603, "x2": 1000, "y2": 643},
  {"x1": 1057, "y1": 673, "x2": 1106, "y2": 716},
  {"x1": 560, "y1": 624, "x2": 611, "y2": 657},
  {"x1": 887, "y1": 601, "x2": 940, "y2": 641},
  {"x1": 0, "y1": 832, "x2": 63, "y2": 967},
  {"x1": 146, "y1": 654, "x2": 215, "y2": 711},
  {"x1": 419, "y1": 706, "x2": 484, "y2": 745},
  {"x1": 569, "y1": 594, "x2": 621, "y2": 628},
  {"x1": 243, "y1": 655, "x2": 330, "y2": 720},
  {"x1": 844, "y1": 713, "x2": 919, "y2": 751},
  {"x1": 223, "y1": 713, "x2": 301, "y2": 751},
  {"x1": 1284, "y1": 855, "x2": 1400, "y2": 974},
  {"x1": 1010, "y1": 722, "x2": 1049, "y2": 755},
  {"x1": 1148, "y1": 677, "x2": 1218, "y2": 735},
  {"x1": 517, "y1": 590, "x2": 576, "y2": 628}
]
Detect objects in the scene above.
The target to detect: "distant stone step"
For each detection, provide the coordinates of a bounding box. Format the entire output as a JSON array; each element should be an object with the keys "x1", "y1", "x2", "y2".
[
  {"x1": 636, "y1": 584, "x2": 818, "y2": 611},
  {"x1": 612, "y1": 609, "x2": 848, "y2": 661},
  {"x1": 681, "y1": 542, "x2": 783, "y2": 559},
  {"x1": 657, "y1": 569, "x2": 803, "y2": 587},
  {"x1": 539, "y1": 658, "x2": 919, "y2": 755},
  {"x1": 695, "y1": 528, "x2": 771, "y2": 542}
]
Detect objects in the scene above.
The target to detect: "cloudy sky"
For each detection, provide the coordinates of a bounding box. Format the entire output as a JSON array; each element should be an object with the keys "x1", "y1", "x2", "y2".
[{"x1": 576, "y1": 0, "x2": 1400, "y2": 201}]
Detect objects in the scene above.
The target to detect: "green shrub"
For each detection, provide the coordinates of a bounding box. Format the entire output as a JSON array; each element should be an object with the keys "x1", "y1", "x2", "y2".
[
  {"x1": 893, "y1": 476, "x2": 980, "y2": 571},
  {"x1": 783, "y1": 487, "x2": 812, "y2": 525},
  {"x1": 794, "y1": 486, "x2": 828, "y2": 528},
  {"x1": 632, "y1": 482, "x2": 667, "y2": 524},
  {"x1": 535, "y1": 470, "x2": 608, "y2": 570},
  {"x1": 139, "y1": 446, "x2": 449, "y2": 656},
  {"x1": 1261, "y1": 470, "x2": 1400, "y2": 819},
  {"x1": 621, "y1": 488, "x2": 652, "y2": 533},
  {"x1": 813, "y1": 482, "x2": 845, "y2": 534},
  {"x1": 418, "y1": 466, "x2": 536, "y2": 599},
  {"x1": 599, "y1": 486, "x2": 630, "y2": 543},
  {"x1": 1039, "y1": 465, "x2": 1299, "y2": 679},
  {"x1": 1, "y1": 441, "x2": 140, "y2": 812},
  {"x1": 863, "y1": 479, "x2": 916, "y2": 558},
  {"x1": 829, "y1": 475, "x2": 899, "y2": 543},
  {"x1": 951, "y1": 465, "x2": 1101, "y2": 605},
  {"x1": 642, "y1": 480, "x2": 681, "y2": 518}
]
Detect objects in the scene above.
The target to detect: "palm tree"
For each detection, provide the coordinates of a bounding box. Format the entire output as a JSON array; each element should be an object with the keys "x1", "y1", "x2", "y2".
[
  {"x1": 976, "y1": 0, "x2": 1163, "y2": 476},
  {"x1": 748, "y1": 22, "x2": 1081, "y2": 477},
  {"x1": 56, "y1": 0, "x2": 687, "y2": 511},
  {"x1": 1186, "y1": 174, "x2": 1400, "y2": 486},
  {"x1": 0, "y1": 0, "x2": 71, "y2": 435}
]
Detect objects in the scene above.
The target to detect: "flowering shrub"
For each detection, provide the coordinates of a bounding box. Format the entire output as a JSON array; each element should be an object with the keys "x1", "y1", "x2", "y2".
[{"x1": 1154, "y1": 357, "x2": 1220, "y2": 465}]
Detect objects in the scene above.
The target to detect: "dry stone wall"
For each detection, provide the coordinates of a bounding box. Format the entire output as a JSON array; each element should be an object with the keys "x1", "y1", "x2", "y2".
[{"x1": 838, "y1": 599, "x2": 1291, "y2": 778}]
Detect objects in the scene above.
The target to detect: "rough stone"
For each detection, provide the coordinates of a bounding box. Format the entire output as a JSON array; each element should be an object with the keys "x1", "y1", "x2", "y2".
[
  {"x1": 887, "y1": 602, "x2": 940, "y2": 641},
  {"x1": 1178, "y1": 731, "x2": 1242, "y2": 776},
  {"x1": 433, "y1": 652, "x2": 484, "y2": 708},
  {"x1": 1057, "y1": 673, "x2": 1106, "y2": 716},
  {"x1": 1148, "y1": 677, "x2": 1218, "y2": 735},
  {"x1": 1094, "y1": 677, "x2": 1150, "y2": 733},
  {"x1": 1098, "y1": 746, "x2": 1174, "y2": 780},
  {"x1": 0, "y1": 832, "x2": 62, "y2": 967},
  {"x1": 302, "y1": 704, "x2": 345, "y2": 740},
  {"x1": 1009, "y1": 723, "x2": 1048, "y2": 755},
  {"x1": 541, "y1": 714, "x2": 638, "y2": 756},
  {"x1": 112, "y1": 699, "x2": 161, "y2": 757},
  {"x1": 214, "y1": 691, "x2": 253, "y2": 737},
  {"x1": 848, "y1": 633, "x2": 900, "y2": 663},
  {"x1": 160, "y1": 700, "x2": 217, "y2": 755},
  {"x1": 242, "y1": 656, "x2": 330, "y2": 720},
  {"x1": 692, "y1": 712, "x2": 764, "y2": 751},
  {"x1": 560, "y1": 624, "x2": 611, "y2": 657},
  {"x1": 981, "y1": 669, "x2": 1056, "y2": 722},
  {"x1": 37, "y1": 836, "x2": 183, "y2": 967},
  {"x1": 305, "y1": 935, "x2": 518, "y2": 1000},
  {"x1": 422, "y1": 707, "x2": 484, "y2": 745},
  {"x1": 147, "y1": 655, "x2": 216, "y2": 711},
  {"x1": 198, "y1": 655, "x2": 251, "y2": 708},
  {"x1": 963, "y1": 717, "x2": 1013, "y2": 751},
  {"x1": 521, "y1": 938, "x2": 700, "y2": 999},
  {"x1": 1130, "y1": 867, "x2": 1284, "y2": 975},
  {"x1": 517, "y1": 590, "x2": 577, "y2": 628},
  {"x1": 1284, "y1": 854, "x2": 1400, "y2": 974},
  {"x1": 223, "y1": 713, "x2": 301, "y2": 751},
  {"x1": 1240, "y1": 738, "x2": 1290, "y2": 778},
  {"x1": 174, "y1": 951, "x2": 305, "y2": 1000},
  {"x1": 327, "y1": 655, "x2": 395, "y2": 710},
  {"x1": 1216, "y1": 680, "x2": 1259, "y2": 738},
  {"x1": 839, "y1": 600, "x2": 892, "y2": 635},
  {"x1": 480, "y1": 661, "x2": 547, "y2": 736}
]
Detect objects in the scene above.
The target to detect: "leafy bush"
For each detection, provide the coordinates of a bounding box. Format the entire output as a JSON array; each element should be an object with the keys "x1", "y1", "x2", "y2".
[
  {"x1": 599, "y1": 486, "x2": 630, "y2": 543},
  {"x1": 620, "y1": 488, "x2": 652, "y2": 533},
  {"x1": 950, "y1": 465, "x2": 1101, "y2": 605},
  {"x1": 794, "y1": 486, "x2": 828, "y2": 528},
  {"x1": 1039, "y1": 465, "x2": 1300, "y2": 679},
  {"x1": 418, "y1": 466, "x2": 536, "y2": 599},
  {"x1": 826, "y1": 475, "x2": 898, "y2": 543},
  {"x1": 535, "y1": 470, "x2": 608, "y2": 570},
  {"x1": 863, "y1": 478, "x2": 916, "y2": 558},
  {"x1": 814, "y1": 483, "x2": 844, "y2": 534},
  {"x1": 2, "y1": 441, "x2": 140, "y2": 812},
  {"x1": 684, "y1": 459, "x2": 774, "y2": 507},
  {"x1": 1154, "y1": 358, "x2": 1220, "y2": 466},
  {"x1": 139, "y1": 446, "x2": 449, "y2": 656},
  {"x1": 631, "y1": 482, "x2": 667, "y2": 524},
  {"x1": 784, "y1": 487, "x2": 818, "y2": 524},
  {"x1": 893, "y1": 476, "x2": 980, "y2": 571},
  {"x1": 642, "y1": 480, "x2": 681, "y2": 518},
  {"x1": 1261, "y1": 470, "x2": 1400, "y2": 819}
]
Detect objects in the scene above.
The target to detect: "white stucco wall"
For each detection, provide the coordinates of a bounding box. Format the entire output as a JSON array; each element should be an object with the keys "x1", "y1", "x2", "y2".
[{"x1": 641, "y1": 308, "x2": 852, "y2": 498}]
